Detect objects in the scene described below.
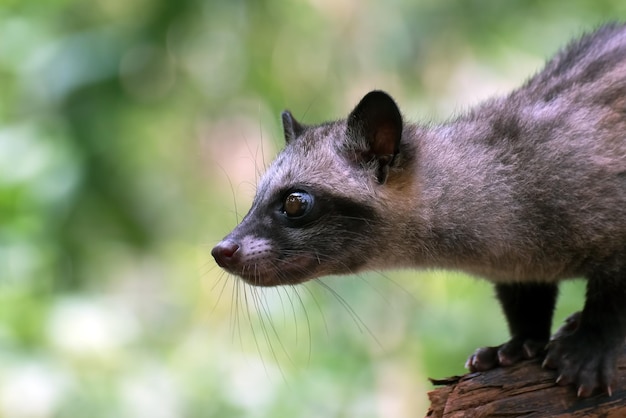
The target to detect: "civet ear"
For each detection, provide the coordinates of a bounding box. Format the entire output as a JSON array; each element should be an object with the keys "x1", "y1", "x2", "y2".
[
  {"x1": 347, "y1": 90, "x2": 403, "y2": 183},
  {"x1": 281, "y1": 110, "x2": 306, "y2": 143}
]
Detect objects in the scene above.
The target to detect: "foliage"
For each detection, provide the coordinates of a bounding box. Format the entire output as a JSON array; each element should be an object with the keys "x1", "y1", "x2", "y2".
[{"x1": 0, "y1": 0, "x2": 621, "y2": 416}]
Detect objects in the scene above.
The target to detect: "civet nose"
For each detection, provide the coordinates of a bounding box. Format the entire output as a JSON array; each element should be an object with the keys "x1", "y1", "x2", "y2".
[{"x1": 211, "y1": 240, "x2": 240, "y2": 268}]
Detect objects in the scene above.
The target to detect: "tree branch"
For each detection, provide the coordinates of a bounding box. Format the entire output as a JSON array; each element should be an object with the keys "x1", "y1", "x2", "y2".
[{"x1": 426, "y1": 348, "x2": 626, "y2": 417}]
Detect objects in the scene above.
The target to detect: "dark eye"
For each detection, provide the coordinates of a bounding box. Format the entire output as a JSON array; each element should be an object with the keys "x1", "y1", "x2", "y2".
[{"x1": 282, "y1": 191, "x2": 313, "y2": 218}]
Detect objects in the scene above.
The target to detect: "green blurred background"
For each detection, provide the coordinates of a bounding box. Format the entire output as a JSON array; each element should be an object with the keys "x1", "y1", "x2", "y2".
[{"x1": 1, "y1": 0, "x2": 624, "y2": 417}]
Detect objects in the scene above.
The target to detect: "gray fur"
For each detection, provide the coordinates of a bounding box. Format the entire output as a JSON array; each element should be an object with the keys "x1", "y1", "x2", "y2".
[
  {"x1": 214, "y1": 24, "x2": 626, "y2": 287},
  {"x1": 212, "y1": 24, "x2": 626, "y2": 394}
]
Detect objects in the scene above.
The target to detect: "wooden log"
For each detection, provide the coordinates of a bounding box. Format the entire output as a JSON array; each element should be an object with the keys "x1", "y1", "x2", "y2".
[{"x1": 426, "y1": 348, "x2": 626, "y2": 417}]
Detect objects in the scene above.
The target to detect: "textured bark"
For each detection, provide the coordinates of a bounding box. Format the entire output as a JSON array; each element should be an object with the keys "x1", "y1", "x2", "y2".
[{"x1": 426, "y1": 348, "x2": 626, "y2": 418}]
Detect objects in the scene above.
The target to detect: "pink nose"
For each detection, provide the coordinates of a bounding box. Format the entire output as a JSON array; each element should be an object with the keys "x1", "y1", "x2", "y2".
[{"x1": 211, "y1": 240, "x2": 240, "y2": 268}]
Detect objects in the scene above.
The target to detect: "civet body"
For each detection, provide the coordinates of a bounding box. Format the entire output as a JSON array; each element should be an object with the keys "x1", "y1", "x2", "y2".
[{"x1": 213, "y1": 24, "x2": 626, "y2": 396}]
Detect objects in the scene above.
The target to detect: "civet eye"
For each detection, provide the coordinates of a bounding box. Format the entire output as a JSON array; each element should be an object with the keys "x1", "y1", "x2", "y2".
[{"x1": 282, "y1": 191, "x2": 313, "y2": 218}]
